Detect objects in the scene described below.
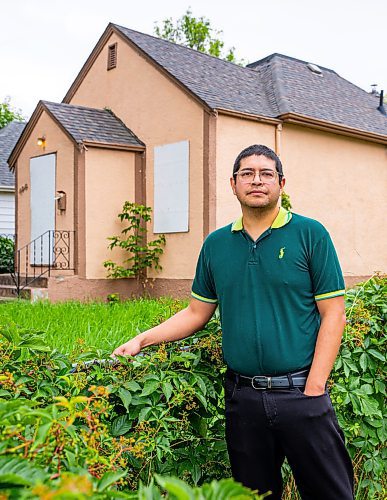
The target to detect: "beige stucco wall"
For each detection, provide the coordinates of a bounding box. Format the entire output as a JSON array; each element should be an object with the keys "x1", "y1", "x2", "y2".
[
  {"x1": 84, "y1": 147, "x2": 136, "y2": 278},
  {"x1": 69, "y1": 32, "x2": 204, "y2": 279},
  {"x1": 215, "y1": 114, "x2": 276, "y2": 227},
  {"x1": 15, "y1": 111, "x2": 75, "y2": 269},
  {"x1": 279, "y1": 125, "x2": 387, "y2": 276},
  {"x1": 214, "y1": 116, "x2": 386, "y2": 277}
]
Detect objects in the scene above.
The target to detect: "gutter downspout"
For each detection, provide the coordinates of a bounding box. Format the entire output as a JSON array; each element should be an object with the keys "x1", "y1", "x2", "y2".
[{"x1": 275, "y1": 123, "x2": 283, "y2": 157}]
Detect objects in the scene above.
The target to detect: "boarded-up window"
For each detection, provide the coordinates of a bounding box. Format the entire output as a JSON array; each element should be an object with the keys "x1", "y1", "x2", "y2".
[
  {"x1": 153, "y1": 141, "x2": 189, "y2": 233},
  {"x1": 107, "y1": 43, "x2": 117, "y2": 70}
]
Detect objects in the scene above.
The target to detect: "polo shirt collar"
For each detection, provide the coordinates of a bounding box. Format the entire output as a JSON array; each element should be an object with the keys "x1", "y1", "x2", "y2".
[{"x1": 231, "y1": 207, "x2": 292, "y2": 232}]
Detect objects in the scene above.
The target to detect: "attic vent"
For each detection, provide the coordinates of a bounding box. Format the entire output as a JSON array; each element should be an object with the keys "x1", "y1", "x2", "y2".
[
  {"x1": 107, "y1": 43, "x2": 117, "y2": 70},
  {"x1": 307, "y1": 63, "x2": 322, "y2": 75}
]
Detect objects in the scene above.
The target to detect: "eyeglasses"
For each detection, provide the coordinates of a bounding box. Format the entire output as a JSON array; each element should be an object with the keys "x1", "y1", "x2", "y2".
[{"x1": 235, "y1": 169, "x2": 280, "y2": 184}]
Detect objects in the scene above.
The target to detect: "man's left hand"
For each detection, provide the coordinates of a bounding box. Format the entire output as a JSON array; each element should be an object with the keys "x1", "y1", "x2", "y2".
[{"x1": 303, "y1": 380, "x2": 326, "y2": 396}]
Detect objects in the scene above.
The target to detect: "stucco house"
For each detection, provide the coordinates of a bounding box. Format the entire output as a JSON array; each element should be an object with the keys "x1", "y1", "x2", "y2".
[{"x1": 8, "y1": 23, "x2": 387, "y2": 301}]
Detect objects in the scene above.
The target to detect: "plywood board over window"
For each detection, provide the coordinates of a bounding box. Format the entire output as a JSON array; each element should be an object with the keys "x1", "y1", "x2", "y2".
[{"x1": 153, "y1": 141, "x2": 189, "y2": 233}]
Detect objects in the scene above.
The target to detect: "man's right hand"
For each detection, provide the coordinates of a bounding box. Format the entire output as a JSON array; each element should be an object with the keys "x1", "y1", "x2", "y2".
[
  {"x1": 112, "y1": 336, "x2": 142, "y2": 357},
  {"x1": 111, "y1": 298, "x2": 216, "y2": 359}
]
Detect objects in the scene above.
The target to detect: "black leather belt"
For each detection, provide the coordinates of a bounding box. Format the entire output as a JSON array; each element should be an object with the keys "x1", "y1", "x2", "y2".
[{"x1": 227, "y1": 368, "x2": 309, "y2": 390}]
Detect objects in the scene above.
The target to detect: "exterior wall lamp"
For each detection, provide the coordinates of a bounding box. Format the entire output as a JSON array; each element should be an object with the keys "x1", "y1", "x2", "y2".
[{"x1": 37, "y1": 136, "x2": 46, "y2": 149}]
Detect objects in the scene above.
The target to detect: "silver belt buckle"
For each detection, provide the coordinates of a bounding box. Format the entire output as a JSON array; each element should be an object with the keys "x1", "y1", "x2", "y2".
[{"x1": 251, "y1": 375, "x2": 272, "y2": 390}]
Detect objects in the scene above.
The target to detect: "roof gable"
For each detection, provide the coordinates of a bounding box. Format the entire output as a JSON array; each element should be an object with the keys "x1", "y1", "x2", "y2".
[
  {"x1": 113, "y1": 24, "x2": 278, "y2": 119},
  {"x1": 8, "y1": 101, "x2": 144, "y2": 170},
  {"x1": 63, "y1": 23, "x2": 386, "y2": 141},
  {"x1": 42, "y1": 101, "x2": 144, "y2": 148}
]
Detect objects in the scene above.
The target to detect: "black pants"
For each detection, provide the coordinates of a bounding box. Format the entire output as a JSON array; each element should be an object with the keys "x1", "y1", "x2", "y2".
[{"x1": 225, "y1": 374, "x2": 354, "y2": 499}]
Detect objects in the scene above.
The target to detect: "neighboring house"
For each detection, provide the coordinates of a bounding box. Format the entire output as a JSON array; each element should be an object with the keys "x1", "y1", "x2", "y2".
[
  {"x1": 0, "y1": 121, "x2": 25, "y2": 236},
  {"x1": 8, "y1": 23, "x2": 387, "y2": 301}
]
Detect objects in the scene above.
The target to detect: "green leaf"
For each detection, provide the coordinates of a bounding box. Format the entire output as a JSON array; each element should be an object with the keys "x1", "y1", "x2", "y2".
[
  {"x1": 359, "y1": 352, "x2": 368, "y2": 372},
  {"x1": 0, "y1": 457, "x2": 47, "y2": 487},
  {"x1": 367, "y1": 349, "x2": 385, "y2": 361},
  {"x1": 118, "y1": 387, "x2": 132, "y2": 411},
  {"x1": 140, "y1": 380, "x2": 160, "y2": 396},
  {"x1": 138, "y1": 406, "x2": 152, "y2": 422},
  {"x1": 161, "y1": 381, "x2": 173, "y2": 401},
  {"x1": 375, "y1": 380, "x2": 386, "y2": 395},
  {"x1": 124, "y1": 380, "x2": 142, "y2": 392},
  {"x1": 111, "y1": 415, "x2": 132, "y2": 436},
  {"x1": 154, "y1": 474, "x2": 195, "y2": 500},
  {"x1": 31, "y1": 422, "x2": 52, "y2": 450},
  {"x1": 97, "y1": 469, "x2": 128, "y2": 492}
]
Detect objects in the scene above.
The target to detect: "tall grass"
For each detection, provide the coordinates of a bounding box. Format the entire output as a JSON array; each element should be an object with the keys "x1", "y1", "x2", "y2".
[{"x1": 0, "y1": 298, "x2": 186, "y2": 355}]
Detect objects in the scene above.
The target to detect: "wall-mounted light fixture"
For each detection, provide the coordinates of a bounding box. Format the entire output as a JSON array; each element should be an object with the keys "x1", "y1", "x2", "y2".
[{"x1": 37, "y1": 136, "x2": 46, "y2": 148}]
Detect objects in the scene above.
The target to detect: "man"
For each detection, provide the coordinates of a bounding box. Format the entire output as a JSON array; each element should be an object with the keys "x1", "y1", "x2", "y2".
[{"x1": 113, "y1": 144, "x2": 354, "y2": 499}]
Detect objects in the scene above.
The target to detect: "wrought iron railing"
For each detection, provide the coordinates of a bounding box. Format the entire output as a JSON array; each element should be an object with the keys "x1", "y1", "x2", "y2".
[{"x1": 11, "y1": 230, "x2": 75, "y2": 296}]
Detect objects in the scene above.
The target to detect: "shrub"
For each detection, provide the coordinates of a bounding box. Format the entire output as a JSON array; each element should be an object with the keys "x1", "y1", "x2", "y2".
[
  {"x1": 330, "y1": 274, "x2": 386, "y2": 498},
  {"x1": 103, "y1": 202, "x2": 166, "y2": 280},
  {"x1": 0, "y1": 236, "x2": 14, "y2": 273}
]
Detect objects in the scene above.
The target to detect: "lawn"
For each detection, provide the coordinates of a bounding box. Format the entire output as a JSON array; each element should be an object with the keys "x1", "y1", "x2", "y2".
[{"x1": 0, "y1": 297, "x2": 186, "y2": 355}]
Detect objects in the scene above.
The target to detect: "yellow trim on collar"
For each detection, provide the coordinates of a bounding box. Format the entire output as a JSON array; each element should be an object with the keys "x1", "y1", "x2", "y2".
[
  {"x1": 231, "y1": 216, "x2": 244, "y2": 232},
  {"x1": 271, "y1": 207, "x2": 292, "y2": 229},
  {"x1": 231, "y1": 207, "x2": 292, "y2": 232}
]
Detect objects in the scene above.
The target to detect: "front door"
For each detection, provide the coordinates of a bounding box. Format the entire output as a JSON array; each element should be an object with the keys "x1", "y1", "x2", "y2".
[{"x1": 30, "y1": 154, "x2": 56, "y2": 265}]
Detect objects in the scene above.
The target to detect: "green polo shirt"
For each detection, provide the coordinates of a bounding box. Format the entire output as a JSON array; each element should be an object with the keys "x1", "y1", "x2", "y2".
[{"x1": 191, "y1": 207, "x2": 345, "y2": 376}]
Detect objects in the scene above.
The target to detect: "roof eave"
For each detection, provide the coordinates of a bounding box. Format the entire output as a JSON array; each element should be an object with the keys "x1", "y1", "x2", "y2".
[
  {"x1": 280, "y1": 113, "x2": 387, "y2": 145},
  {"x1": 216, "y1": 108, "x2": 281, "y2": 125},
  {"x1": 82, "y1": 141, "x2": 145, "y2": 152},
  {"x1": 63, "y1": 23, "x2": 213, "y2": 113},
  {"x1": 8, "y1": 101, "x2": 80, "y2": 171}
]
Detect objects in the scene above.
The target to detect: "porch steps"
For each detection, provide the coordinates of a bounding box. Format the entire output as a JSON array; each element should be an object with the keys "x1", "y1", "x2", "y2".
[{"x1": 0, "y1": 274, "x2": 49, "y2": 301}]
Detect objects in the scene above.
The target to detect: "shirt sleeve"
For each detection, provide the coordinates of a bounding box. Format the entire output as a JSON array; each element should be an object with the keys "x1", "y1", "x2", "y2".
[
  {"x1": 310, "y1": 231, "x2": 345, "y2": 301},
  {"x1": 191, "y1": 242, "x2": 218, "y2": 304}
]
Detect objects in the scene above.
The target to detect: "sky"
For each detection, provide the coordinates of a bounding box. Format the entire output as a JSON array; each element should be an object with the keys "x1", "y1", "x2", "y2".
[{"x1": 1, "y1": 0, "x2": 386, "y2": 118}]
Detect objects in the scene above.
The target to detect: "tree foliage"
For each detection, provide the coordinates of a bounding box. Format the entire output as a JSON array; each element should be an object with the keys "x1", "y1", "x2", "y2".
[
  {"x1": 0, "y1": 97, "x2": 24, "y2": 129},
  {"x1": 154, "y1": 8, "x2": 241, "y2": 63}
]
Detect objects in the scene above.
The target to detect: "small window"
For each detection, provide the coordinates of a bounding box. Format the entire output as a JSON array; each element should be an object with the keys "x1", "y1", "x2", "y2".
[{"x1": 107, "y1": 43, "x2": 117, "y2": 70}]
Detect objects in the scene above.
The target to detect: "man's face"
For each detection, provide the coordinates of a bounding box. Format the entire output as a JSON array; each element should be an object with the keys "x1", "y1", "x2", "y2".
[{"x1": 230, "y1": 154, "x2": 285, "y2": 210}]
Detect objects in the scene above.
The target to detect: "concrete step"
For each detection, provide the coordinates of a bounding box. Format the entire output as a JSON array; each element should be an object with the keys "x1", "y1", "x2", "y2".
[
  {"x1": 0, "y1": 285, "x2": 31, "y2": 299},
  {"x1": 0, "y1": 296, "x2": 19, "y2": 303},
  {"x1": 0, "y1": 273, "x2": 48, "y2": 288}
]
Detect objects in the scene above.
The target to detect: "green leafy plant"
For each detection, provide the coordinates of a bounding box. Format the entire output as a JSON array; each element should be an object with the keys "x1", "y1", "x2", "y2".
[
  {"x1": 103, "y1": 202, "x2": 166, "y2": 280},
  {"x1": 107, "y1": 293, "x2": 121, "y2": 305},
  {"x1": 281, "y1": 191, "x2": 292, "y2": 211},
  {"x1": 0, "y1": 236, "x2": 15, "y2": 273},
  {"x1": 330, "y1": 274, "x2": 386, "y2": 498}
]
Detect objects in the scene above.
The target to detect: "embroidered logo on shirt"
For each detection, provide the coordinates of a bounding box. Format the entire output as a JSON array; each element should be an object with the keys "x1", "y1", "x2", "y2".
[{"x1": 278, "y1": 247, "x2": 286, "y2": 259}]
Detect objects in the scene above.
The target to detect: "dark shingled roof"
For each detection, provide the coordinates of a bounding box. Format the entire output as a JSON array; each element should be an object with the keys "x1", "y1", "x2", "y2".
[
  {"x1": 114, "y1": 25, "x2": 387, "y2": 137},
  {"x1": 114, "y1": 24, "x2": 278, "y2": 118},
  {"x1": 248, "y1": 54, "x2": 387, "y2": 136},
  {"x1": 0, "y1": 122, "x2": 25, "y2": 187},
  {"x1": 43, "y1": 101, "x2": 144, "y2": 147}
]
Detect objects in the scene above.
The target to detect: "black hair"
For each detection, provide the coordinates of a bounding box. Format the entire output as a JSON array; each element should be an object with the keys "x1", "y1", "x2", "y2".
[{"x1": 232, "y1": 145, "x2": 284, "y2": 180}]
